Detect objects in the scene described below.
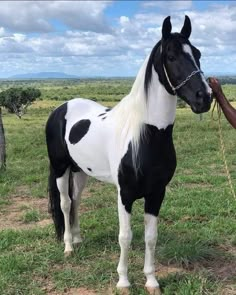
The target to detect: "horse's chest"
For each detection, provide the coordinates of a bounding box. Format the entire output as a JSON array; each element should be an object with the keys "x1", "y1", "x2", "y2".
[{"x1": 118, "y1": 124, "x2": 176, "y2": 200}]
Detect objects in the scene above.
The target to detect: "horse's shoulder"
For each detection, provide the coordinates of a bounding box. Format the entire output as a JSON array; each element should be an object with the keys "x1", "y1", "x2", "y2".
[{"x1": 118, "y1": 124, "x2": 176, "y2": 200}]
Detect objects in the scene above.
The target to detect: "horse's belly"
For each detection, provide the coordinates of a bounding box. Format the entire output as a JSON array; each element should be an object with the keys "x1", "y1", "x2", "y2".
[{"x1": 67, "y1": 138, "x2": 113, "y2": 182}]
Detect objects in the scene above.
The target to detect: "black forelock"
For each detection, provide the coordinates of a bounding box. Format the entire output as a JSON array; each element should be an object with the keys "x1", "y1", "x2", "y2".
[{"x1": 162, "y1": 33, "x2": 191, "y2": 50}]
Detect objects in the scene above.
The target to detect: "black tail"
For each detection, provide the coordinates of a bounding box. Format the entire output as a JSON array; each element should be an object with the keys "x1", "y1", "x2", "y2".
[
  {"x1": 46, "y1": 103, "x2": 76, "y2": 240},
  {"x1": 48, "y1": 165, "x2": 75, "y2": 240}
]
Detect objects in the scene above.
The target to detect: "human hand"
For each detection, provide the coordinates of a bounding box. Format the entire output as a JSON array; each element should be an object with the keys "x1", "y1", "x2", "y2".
[{"x1": 208, "y1": 77, "x2": 223, "y2": 95}]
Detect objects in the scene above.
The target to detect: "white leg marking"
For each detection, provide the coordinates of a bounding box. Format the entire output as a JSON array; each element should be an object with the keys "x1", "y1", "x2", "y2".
[
  {"x1": 117, "y1": 195, "x2": 132, "y2": 288},
  {"x1": 144, "y1": 214, "x2": 159, "y2": 289},
  {"x1": 56, "y1": 169, "x2": 73, "y2": 254},
  {"x1": 72, "y1": 171, "x2": 88, "y2": 244}
]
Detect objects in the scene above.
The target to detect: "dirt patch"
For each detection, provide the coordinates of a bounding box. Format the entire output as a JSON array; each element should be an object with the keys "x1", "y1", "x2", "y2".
[
  {"x1": 155, "y1": 256, "x2": 236, "y2": 284},
  {"x1": 65, "y1": 288, "x2": 96, "y2": 295},
  {"x1": 183, "y1": 182, "x2": 213, "y2": 189},
  {"x1": 40, "y1": 277, "x2": 56, "y2": 294},
  {"x1": 199, "y1": 245, "x2": 236, "y2": 282},
  {"x1": 184, "y1": 245, "x2": 236, "y2": 284},
  {"x1": 221, "y1": 285, "x2": 236, "y2": 295},
  {"x1": 180, "y1": 215, "x2": 209, "y2": 223},
  {"x1": 37, "y1": 274, "x2": 97, "y2": 295},
  {"x1": 81, "y1": 187, "x2": 92, "y2": 199},
  {"x1": 156, "y1": 264, "x2": 185, "y2": 278},
  {"x1": 48, "y1": 287, "x2": 97, "y2": 295},
  {"x1": 15, "y1": 185, "x2": 31, "y2": 196},
  {"x1": 199, "y1": 259, "x2": 236, "y2": 282},
  {"x1": 218, "y1": 244, "x2": 236, "y2": 257},
  {"x1": 0, "y1": 180, "x2": 100, "y2": 229},
  {"x1": 0, "y1": 195, "x2": 51, "y2": 230},
  {"x1": 213, "y1": 262, "x2": 236, "y2": 281}
]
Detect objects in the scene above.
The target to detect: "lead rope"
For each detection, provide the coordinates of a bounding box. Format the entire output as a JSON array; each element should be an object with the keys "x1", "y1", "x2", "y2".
[{"x1": 212, "y1": 100, "x2": 236, "y2": 201}]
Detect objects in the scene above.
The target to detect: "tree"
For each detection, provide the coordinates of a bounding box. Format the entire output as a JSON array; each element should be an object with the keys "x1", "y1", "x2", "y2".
[
  {"x1": 0, "y1": 108, "x2": 6, "y2": 170},
  {"x1": 0, "y1": 87, "x2": 41, "y2": 118}
]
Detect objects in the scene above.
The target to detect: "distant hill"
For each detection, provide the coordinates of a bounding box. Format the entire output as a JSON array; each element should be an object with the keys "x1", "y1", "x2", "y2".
[{"x1": 9, "y1": 72, "x2": 79, "y2": 79}]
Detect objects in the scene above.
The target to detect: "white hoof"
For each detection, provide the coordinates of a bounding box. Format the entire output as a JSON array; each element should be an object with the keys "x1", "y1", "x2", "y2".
[{"x1": 116, "y1": 278, "x2": 130, "y2": 288}]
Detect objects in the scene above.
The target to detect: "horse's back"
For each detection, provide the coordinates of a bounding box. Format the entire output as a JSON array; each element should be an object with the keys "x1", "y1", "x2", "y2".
[{"x1": 65, "y1": 98, "x2": 105, "y2": 120}]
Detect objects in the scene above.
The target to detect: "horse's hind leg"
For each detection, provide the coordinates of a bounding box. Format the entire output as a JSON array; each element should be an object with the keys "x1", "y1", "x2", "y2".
[
  {"x1": 71, "y1": 171, "x2": 88, "y2": 246},
  {"x1": 56, "y1": 168, "x2": 73, "y2": 255}
]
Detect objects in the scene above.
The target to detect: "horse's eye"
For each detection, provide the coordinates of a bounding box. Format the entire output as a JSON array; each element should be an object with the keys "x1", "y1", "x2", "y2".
[{"x1": 168, "y1": 55, "x2": 176, "y2": 62}]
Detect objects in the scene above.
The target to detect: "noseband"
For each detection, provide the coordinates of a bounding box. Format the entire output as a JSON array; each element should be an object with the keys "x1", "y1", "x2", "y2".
[{"x1": 163, "y1": 64, "x2": 203, "y2": 95}]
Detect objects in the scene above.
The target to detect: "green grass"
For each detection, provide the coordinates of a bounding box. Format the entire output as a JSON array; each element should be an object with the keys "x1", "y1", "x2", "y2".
[
  {"x1": 0, "y1": 78, "x2": 134, "y2": 102},
  {"x1": 21, "y1": 209, "x2": 42, "y2": 223},
  {"x1": 0, "y1": 91, "x2": 236, "y2": 294},
  {"x1": 0, "y1": 78, "x2": 235, "y2": 103}
]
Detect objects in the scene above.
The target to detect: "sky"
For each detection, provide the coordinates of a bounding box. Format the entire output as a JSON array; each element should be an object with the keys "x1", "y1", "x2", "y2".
[{"x1": 0, "y1": 0, "x2": 235, "y2": 78}]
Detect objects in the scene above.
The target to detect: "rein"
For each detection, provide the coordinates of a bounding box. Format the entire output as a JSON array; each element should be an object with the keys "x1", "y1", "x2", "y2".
[
  {"x1": 211, "y1": 99, "x2": 236, "y2": 201},
  {"x1": 163, "y1": 64, "x2": 203, "y2": 94}
]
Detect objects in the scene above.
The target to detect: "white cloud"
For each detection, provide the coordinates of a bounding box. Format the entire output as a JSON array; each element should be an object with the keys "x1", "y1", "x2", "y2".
[
  {"x1": 0, "y1": 1, "x2": 111, "y2": 33},
  {"x1": 0, "y1": 1, "x2": 235, "y2": 77},
  {"x1": 120, "y1": 16, "x2": 130, "y2": 26},
  {"x1": 0, "y1": 27, "x2": 6, "y2": 37}
]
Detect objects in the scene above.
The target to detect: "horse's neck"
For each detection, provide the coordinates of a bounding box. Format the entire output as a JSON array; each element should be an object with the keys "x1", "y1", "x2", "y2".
[
  {"x1": 113, "y1": 58, "x2": 177, "y2": 146},
  {"x1": 145, "y1": 68, "x2": 177, "y2": 129}
]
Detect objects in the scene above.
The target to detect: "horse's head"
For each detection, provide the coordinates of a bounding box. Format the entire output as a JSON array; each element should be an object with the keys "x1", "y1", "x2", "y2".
[{"x1": 156, "y1": 16, "x2": 212, "y2": 114}]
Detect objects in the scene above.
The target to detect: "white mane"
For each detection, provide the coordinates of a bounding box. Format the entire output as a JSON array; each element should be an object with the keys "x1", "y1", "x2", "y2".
[
  {"x1": 113, "y1": 56, "x2": 150, "y2": 169},
  {"x1": 112, "y1": 52, "x2": 177, "y2": 173}
]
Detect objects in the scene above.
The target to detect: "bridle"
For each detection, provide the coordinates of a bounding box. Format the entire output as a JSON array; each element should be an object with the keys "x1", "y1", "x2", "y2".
[{"x1": 163, "y1": 63, "x2": 203, "y2": 95}]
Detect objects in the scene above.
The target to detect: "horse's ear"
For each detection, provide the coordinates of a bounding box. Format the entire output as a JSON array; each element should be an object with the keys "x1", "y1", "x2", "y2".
[
  {"x1": 162, "y1": 16, "x2": 172, "y2": 40},
  {"x1": 180, "y1": 15, "x2": 191, "y2": 39}
]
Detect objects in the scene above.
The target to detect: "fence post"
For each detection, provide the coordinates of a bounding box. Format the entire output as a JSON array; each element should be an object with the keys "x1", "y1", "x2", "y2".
[{"x1": 0, "y1": 108, "x2": 6, "y2": 170}]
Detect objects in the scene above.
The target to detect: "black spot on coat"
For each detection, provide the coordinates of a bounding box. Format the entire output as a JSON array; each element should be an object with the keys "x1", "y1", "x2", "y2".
[
  {"x1": 98, "y1": 113, "x2": 106, "y2": 117},
  {"x1": 69, "y1": 119, "x2": 91, "y2": 144}
]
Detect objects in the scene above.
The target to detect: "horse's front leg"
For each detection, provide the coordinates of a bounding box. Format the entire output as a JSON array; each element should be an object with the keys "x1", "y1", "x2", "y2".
[
  {"x1": 144, "y1": 193, "x2": 165, "y2": 295},
  {"x1": 144, "y1": 214, "x2": 160, "y2": 293},
  {"x1": 117, "y1": 194, "x2": 133, "y2": 289}
]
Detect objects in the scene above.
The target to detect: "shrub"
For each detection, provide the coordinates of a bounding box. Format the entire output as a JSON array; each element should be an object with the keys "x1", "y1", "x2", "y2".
[{"x1": 0, "y1": 87, "x2": 41, "y2": 118}]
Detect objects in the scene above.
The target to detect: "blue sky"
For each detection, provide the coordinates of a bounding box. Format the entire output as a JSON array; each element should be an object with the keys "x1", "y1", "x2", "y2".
[{"x1": 0, "y1": 1, "x2": 235, "y2": 78}]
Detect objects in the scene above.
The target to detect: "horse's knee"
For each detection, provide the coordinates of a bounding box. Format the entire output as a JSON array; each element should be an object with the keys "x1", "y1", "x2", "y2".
[
  {"x1": 119, "y1": 230, "x2": 132, "y2": 248},
  {"x1": 145, "y1": 233, "x2": 157, "y2": 249}
]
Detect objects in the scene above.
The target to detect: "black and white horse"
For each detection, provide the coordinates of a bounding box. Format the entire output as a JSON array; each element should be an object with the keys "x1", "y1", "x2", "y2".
[{"x1": 46, "y1": 16, "x2": 212, "y2": 294}]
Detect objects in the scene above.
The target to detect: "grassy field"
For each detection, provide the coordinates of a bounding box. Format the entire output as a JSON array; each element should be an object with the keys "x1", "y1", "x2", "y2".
[
  {"x1": 0, "y1": 78, "x2": 235, "y2": 102},
  {"x1": 0, "y1": 95, "x2": 236, "y2": 294}
]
